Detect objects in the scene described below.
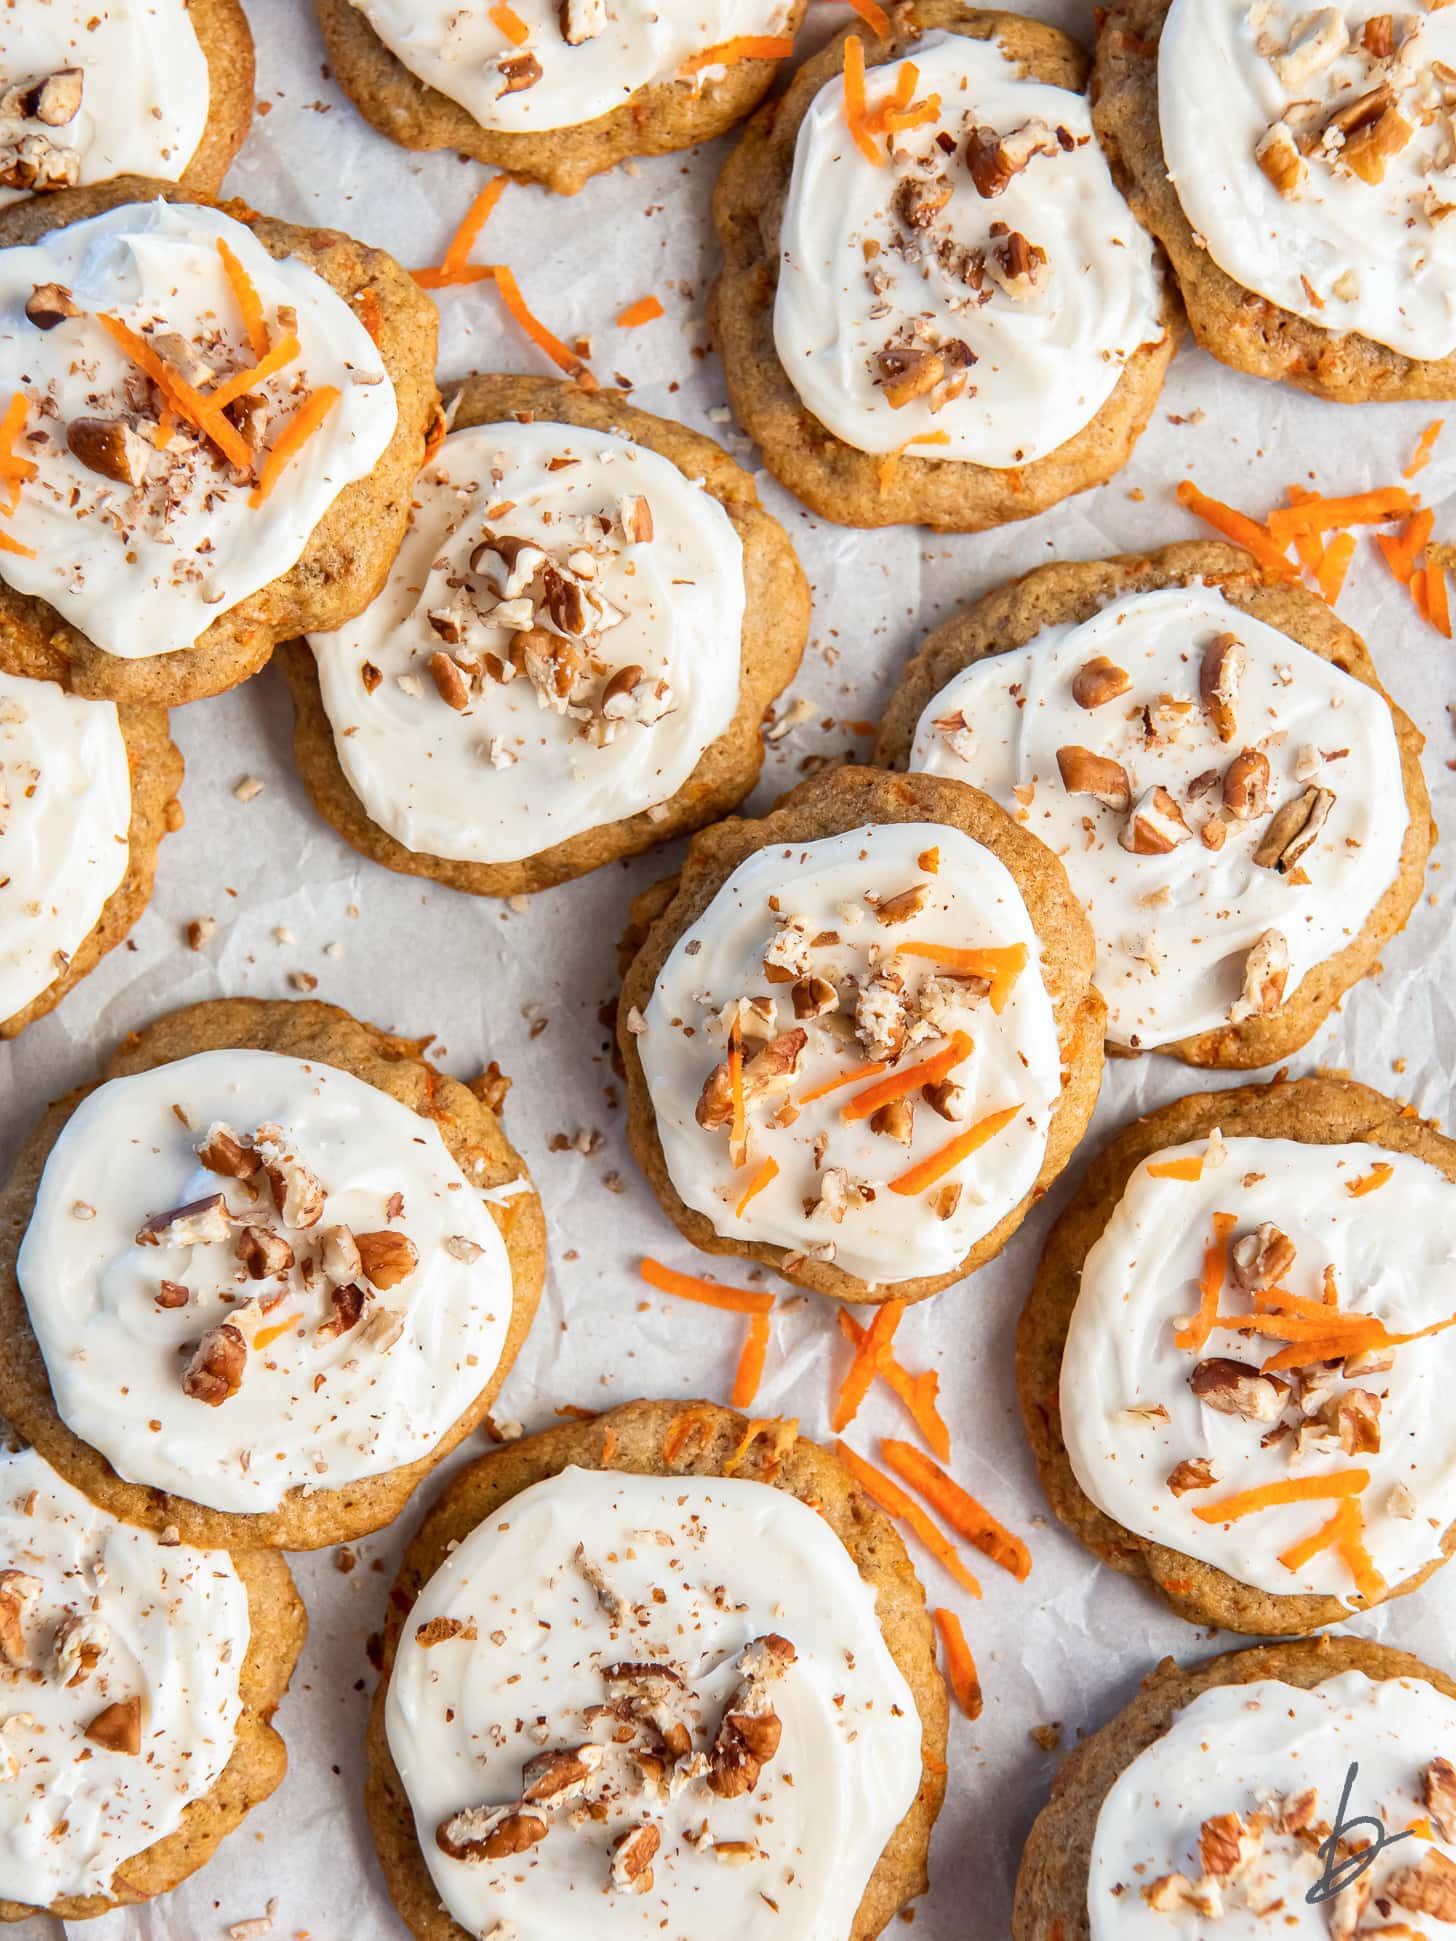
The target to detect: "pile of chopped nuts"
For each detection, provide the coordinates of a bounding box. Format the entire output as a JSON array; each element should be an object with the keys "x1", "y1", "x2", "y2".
[
  {"x1": 0, "y1": 67, "x2": 83, "y2": 193},
  {"x1": 0, "y1": 1560, "x2": 143, "y2": 1773}
]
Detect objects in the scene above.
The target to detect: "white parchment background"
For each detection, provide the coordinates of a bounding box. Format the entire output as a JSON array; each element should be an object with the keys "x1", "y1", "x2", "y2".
[{"x1": 4, "y1": 3, "x2": 1456, "y2": 1935}]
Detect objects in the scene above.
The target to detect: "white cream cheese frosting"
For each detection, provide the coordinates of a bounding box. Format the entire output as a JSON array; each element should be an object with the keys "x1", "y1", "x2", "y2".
[
  {"x1": 309, "y1": 419, "x2": 744, "y2": 865},
  {"x1": 908, "y1": 583, "x2": 1408, "y2": 1049},
  {"x1": 0, "y1": 1, "x2": 210, "y2": 210},
  {"x1": 1089, "y1": 1671, "x2": 1456, "y2": 1936},
  {"x1": 636, "y1": 820, "x2": 1062, "y2": 1284},
  {"x1": 16, "y1": 1048, "x2": 518, "y2": 1514},
  {"x1": 1159, "y1": 0, "x2": 1456, "y2": 356},
  {"x1": 0, "y1": 199, "x2": 396, "y2": 660},
  {"x1": 773, "y1": 31, "x2": 1164, "y2": 465},
  {"x1": 0, "y1": 669, "x2": 130, "y2": 1024},
  {"x1": 0, "y1": 1439, "x2": 247, "y2": 1906},
  {"x1": 1061, "y1": 1131, "x2": 1456, "y2": 1605},
  {"x1": 385, "y1": 1465, "x2": 924, "y2": 1941},
  {"x1": 347, "y1": 0, "x2": 793, "y2": 134}
]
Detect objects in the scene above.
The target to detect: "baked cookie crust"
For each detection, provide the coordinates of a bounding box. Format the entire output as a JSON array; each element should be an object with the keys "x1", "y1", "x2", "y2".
[
  {"x1": 0, "y1": 177, "x2": 440, "y2": 708},
  {"x1": 364, "y1": 1397, "x2": 947, "y2": 1941},
  {"x1": 0, "y1": 1526, "x2": 305, "y2": 1921},
  {"x1": 1011, "y1": 1634, "x2": 1456, "y2": 1941},
  {"x1": 1017, "y1": 1072, "x2": 1456, "y2": 1635},
  {"x1": 1092, "y1": 0, "x2": 1456, "y2": 401},
  {"x1": 174, "y1": 0, "x2": 257, "y2": 196},
  {"x1": 0, "y1": 997, "x2": 547, "y2": 1551},
  {"x1": 279, "y1": 373, "x2": 810, "y2": 898},
  {"x1": 710, "y1": 1, "x2": 1182, "y2": 531},
  {"x1": 618, "y1": 765, "x2": 1106, "y2": 1304},
  {"x1": 0, "y1": 637, "x2": 183, "y2": 1039},
  {"x1": 315, "y1": 0, "x2": 809, "y2": 196},
  {"x1": 875, "y1": 538, "x2": 1433, "y2": 1069}
]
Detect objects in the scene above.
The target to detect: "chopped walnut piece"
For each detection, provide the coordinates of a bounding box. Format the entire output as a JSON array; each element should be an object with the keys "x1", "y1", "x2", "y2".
[
  {"x1": 1222, "y1": 749, "x2": 1271, "y2": 820},
  {"x1": 1230, "y1": 1221, "x2": 1297, "y2": 1293},
  {"x1": 601, "y1": 1662, "x2": 696, "y2": 1760},
  {"x1": 1316, "y1": 1387, "x2": 1381, "y2": 1454},
  {"x1": 317, "y1": 1281, "x2": 366, "y2": 1342},
  {"x1": 1229, "y1": 928, "x2": 1290, "y2": 1022},
  {"x1": 609, "y1": 1820, "x2": 660, "y2": 1894},
  {"x1": 1256, "y1": 120, "x2": 1305, "y2": 196},
  {"x1": 791, "y1": 974, "x2": 838, "y2": 1020},
  {"x1": 1056, "y1": 745, "x2": 1132, "y2": 810},
  {"x1": 66, "y1": 416, "x2": 150, "y2": 488},
  {"x1": 1071, "y1": 657, "x2": 1131, "y2": 709},
  {"x1": 1385, "y1": 1848, "x2": 1456, "y2": 1920},
  {"x1": 235, "y1": 1225, "x2": 295, "y2": 1280},
  {"x1": 990, "y1": 229, "x2": 1047, "y2": 298},
  {"x1": 498, "y1": 51, "x2": 543, "y2": 94},
  {"x1": 696, "y1": 1029, "x2": 807, "y2": 1130},
  {"x1": 1343, "y1": 104, "x2": 1414, "y2": 184},
  {"x1": 1167, "y1": 1456, "x2": 1219, "y2": 1496},
  {"x1": 1120, "y1": 786, "x2": 1191, "y2": 856},
  {"x1": 24, "y1": 281, "x2": 79, "y2": 330},
  {"x1": 254, "y1": 1124, "x2": 326, "y2": 1229},
  {"x1": 11, "y1": 68, "x2": 83, "y2": 124},
  {"x1": 436, "y1": 1804, "x2": 548, "y2": 1863},
  {"x1": 870, "y1": 1098, "x2": 915, "y2": 1145},
  {"x1": 894, "y1": 173, "x2": 953, "y2": 229},
  {"x1": 1200, "y1": 1811, "x2": 1262, "y2": 1879},
  {"x1": 0, "y1": 132, "x2": 78, "y2": 192},
  {"x1": 521, "y1": 1743, "x2": 605, "y2": 1807},
  {"x1": 197, "y1": 1123, "x2": 258, "y2": 1180},
  {"x1": 1425, "y1": 1757, "x2": 1456, "y2": 1842},
  {"x1": 1190, "y1": 1357, "x2": 1290, "y2": 1422},
  {"x1": 706, "y1": 1633, "x2": 796, "y2": 1799},
  {"x1": 559, "y1": 0, "x2": 607, "y2": 42},
  {"x1": 85, "y1": 1696, "x2": 141, "y2": 1755},
  {"x1": 875, "y1": 884, "x2": 930, "y2": 926},
  {"x1": 929, "y1": 1181, "x2": 962, "y2": 1220},
  {"x1": 182, "y1": 1322, "x2": 247, "y2": 1406},
  {"x1": 135, "y1": 1194, "x2": 231, "y2": 1248},
  {"x1": 355, "y1": 1230, "x2": 419, "y2": 1291},
  {"x1": 0, "y1": 1571, "x2": 41, "y2": 1668},
  {"x1": 875, "y1": 343, "x2": 952, "y2": 409},
  {"x1": 156, "y1": 1279, "x2": 190, "y2": 1309},
  {"x1": 1141, "y1": 1873, "x2": 1222, "y2": 1915},
  {"x1": 965, "y1": 118, "x2": 1061, "y2": 195},
  {"x1": 53, "y1": 1611, "x2": 108, "y2": 1688},
  {"x1": 1199, "y1": 633, "x2": 1244, "y2": 742}
]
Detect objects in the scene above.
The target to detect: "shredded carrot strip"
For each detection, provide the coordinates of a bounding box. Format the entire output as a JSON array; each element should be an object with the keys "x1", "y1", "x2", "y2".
[
  {"x1": 865, "y1": 61, "x2": 916, "y2": 132},
  {"x1": 1376, "y1": 506, "x2": 1435, "y2": 585},
  {"x1": 728, "y1": 1034, "x2": 748, "y2": 1170},
  {"x1": 838, "y1": 0, "x2": 892, "y2": 34},
  {"x1": 834, "y1": 1441, "x2": 981, "y2": 1597},
  {"x1": 680, "y1": 35, "x2": 795, "y2": 74},
  {"x1": 664, "y1": 1407, "x2": 715, "y2": 1465},
  {"x1": 1413, "y1": 567, "x2": 1432, "y2": 623},
  {"x1": 415, "y1": 175, "x2": 507, "y2": 282},
  {"x1": 934, "y1": 1607, "x2": 982, "y2": 1718},
  {"x1": 0, "y1": 527, "x2": 35, "y2": 559},
  {"x1": 1147, "y1": 1154, "x2": 1203, "y2": 1182},
  {"x1": 1284, "y1": 485, "x2": 1326, "y2": 576},
  {"x1": 1268, "y1": 486, "x2": 1414, "y2": 546},
  {"x1": 1337, "y1": 1499, "x2": 1385, "y2": 1600},
  {"x1": 487, "y1": 264, "x2": 595, "y2": 387},
  {"x1": 1254, "y1": 1284, "x2": 1356, "y2": 1326},
  {"x1": 640, "y1": 1256, "x2": 774, "y2": 1316},
  {"x1": 1405, "y1": 420, "x2": 1444, "y2": 479},
  {"x1": 1277, "y1": 1502, "x2": 1347, "y2": 1572},
  {"x1": 1347, "y1": 1162, "x2": 1393, "y2": 1197},
  {"x1": 206, "y1": 331, "x2": 302, "y2": 415},
  {"x1": 731, "y1": 1311, "x2": 772, "y2": 1408},
  {"x1": 0, "y1": 392, "x2": 36, "y2": 511},
  {"x1": 1214, "y1": 1310, "x2": 1373, "y2": 1342},
  {"x1": 1261, "y1": 1330, "x2": 1384, "y2": 1373},
  {"x1": 840, "y1": 1031, "x2": 973, "y2": 1121},
  {"x1": 617, "y1": 295, "x2": 664, "y2": 328},
  {"x1": 842, "y1": 36, "x2": 883, "y2": 165},
  {"x1": 601, "y1": 1424, "x2": 618, "y2": 1464},
  {"x1": 488, "y1": 0, "x2": 529, "y2": 44},
  {"x1": 249, "y1": 386, "x2": 340, "y2": 506},
  {"x1": 1323, "y1": 1264, "x2": 1340, "y2": 1307},
  {"x1": 1315, "y1": 531, "x2": 1356, "y2": 605},
  {"x1": 555, "y1": 1404, "x2": 598, "y2": 1422},
  {"x1": 1428, "y1": 555, "x2": 1451, "y2": 639},
  {"x1": 920, "y1": 847, "x2": 940, "y2": 873},
  {"x1": 885, "y1": 93, "x2": 941, "y2": 135},
  {"x1": 1173, "y1": 1211, "x2": 1237, "y2": 1354},
  {"x1": 888, "y1": 1104, "x2": 1020, "y2": 1197},
  {"x1": 838, "y1": 1310, "x2": 951, "y2": 1458},
  {"x1": 734, "y1": 1157, "x2": 778, "y2": 1217},
  {"x1": 153, "y1": 400, "x2": 178, "y2": 450},
  {"x1": 798, "y1": 1058, "x2": 889, "y2": 1105},
  {"x1": 1176, "y1": 479, "x2": 1296, "y2": 580},
  {"x1": 1192, "y1": 1469, "x2": 1369, "y2": 1524},
  {"x1": 898, "y1": 941, "x2": 1028, "y2": 1014},
  {"x1": 422, "y1": 404, "x2": 448, "y2": 467},
  {"x1": 908, "y1": 428, "x2": 951, "y2": 446},
  {"x1": 831, "y1": 1300, "x2": 905, "y2": 1433},
  {"x1": 876, "y1": 448, "x2": 904, "y2": 492},
  {"x1": 253, "y1": 1316, "x2": 296, "y2": 1351},
  {"x1": 216, "y1": 237, "x2": 269, "y2": 361},
  {"x1": 882, "y1": 1440, "x2": 1031, "y2": 1580},
  {"x1": 96, "y1": 314, "x2": 253, "y2": 469},
  {"x1": 411, "y1": 264, "x2": 497, "y2": 291},
  {"x1": 358, "y1": 288, "x2": 383, "y2": 345}
]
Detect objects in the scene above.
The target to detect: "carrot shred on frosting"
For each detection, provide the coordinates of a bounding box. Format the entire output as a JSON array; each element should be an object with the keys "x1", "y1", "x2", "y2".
[
  {"x1": 798, "y1": 1057, "x2": 889, "y2": 1105},
  {"x1": 488, "y1": 1, "x2": 529, "y2": 44},
  {"x1": 617, "y1": 294, "x2": 664, "y2": 328},
  {"x1": 731, "y1": 1312, "x2": 772, "y2": 1408},
  {"x1": 734, "y1": 1156, "x2": 778, "y2": 1216},
  {"x1": 885, "y1": 93, "x2": 942, "y2": 134},
  {"x1": 0, "y1": 527, "x2": 35, "y2": 558},
  {"x1": 842, "y1": 36, "x2": 883, "y2": 165},
  {"x1": 838, "y1": 1310, "x2": 951, "y2": 1457},
  {"x1": 836, "y1": 0, "x2": 892, "y2": 35},
  {"x1": 253, "y1": 1316, "x2": 296, "y2": 1351},
  {"x1": 728, "y1": 1033, "x2": 748, "y2": 1170},
  {"x1": 1315, "y1": 530, "x2": 1356, "y2": 605},
  {"x1": 1336, "y1": 1499, "x2": 1385, "y2": 1599},
  {"x1": 207, "y1": 331, "x2": 302, "y2": 415},
  {"x1": 1347, "y1": 1161, "x2": 1394, "y2": 1197},
  {"x1": 96, "y1": 314, "x2": 253, "y2": 469},
  {"x1": 640, "y1": 1256, "x2": 774, "y2": 1315},
  {"x1": 680, "y1": 35, "x2": 795, "y2": 75},
  {"x1": 881, "y1": 1439, "x2": 1031, "y2": 1580},
  {"x1": 216, "y1": 237, "x2": 270, "y2": 360},
  {"x1": 889, "y1": 1104, "x2": 1021, "y2": 1197},
  {"x1": 831, "y1": 1299, "x2": 905, "y2": 1432},
  {"x1": 834, "y1": 1441, "x2": 981, "y2": 1596},
  {"x1": 1147, "y1": 1154, "x2": 1203, "y2": 1182},
  {"x1": 1375, "y1": 506, "x2": 1434, "y2": 585},
  {"x1": 249, "y1": 386, "x2": 340, "y2": 506},
  {"x1": 840, "y1": 1031, "x2": 973, "y2": 1121},
  {"x1": 1174, "y1": 1211, "x2": 1237, "y2": 1354},
  {"x1": 0, "y1": 391, "x2": 36, "y2": 513},
  {"x1": 1267, "y1": 485, "x2": 1413, "y2": 545},
  {"x1": 898, "y1": 941, "x2": 1027, "y2": 1013},
  {"x1": 1176, "y1": 480, "x2": 1296, "y2": 581},
  {"x1": 865, "y1": 61, "x2": 916, "y2": 132},
  {"x1": 1192, "y1": 1469, "x2": 1370, "y2": 1524},
  {"x1": 934, "y1": 1607, "x2": 983, "y2": 1718},
  {"x1": 1277, "y1": 1502, "x2": 1347, "y2": 1573}
]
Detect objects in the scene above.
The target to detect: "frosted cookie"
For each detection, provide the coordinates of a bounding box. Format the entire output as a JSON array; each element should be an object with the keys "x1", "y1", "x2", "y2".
[
  {"x1": 365, "y1": 1398, "x2": 946, "y2": 1941},
  {"x1": 618, "y1": 766, "x2": 1104, "y2": 1304},
  {"x1": 0, "y1": 1431, "x2": 303, "y2": 1920},
  {"x1": 876, "y1": 540, "x2": 1431, "y2": 1067},
  {"x1": 316, "y1": 0, "x2": 807, "y2": 196},
  {"x1": 1094, "y1": 0, "x2": 1456, "y2": 400},
  {"x1": 1018, "y1": 1074, "x2": 1456, "y2": 1636},
  {"x1": 0, "y1": 997, "x2": 546, "y2": 1550},
  {"x1": 0, "y1": 0, "x2": 254, "y2": 207},
  {"x1": 0, "y1": 182, "x2": 439, "y2": 707},
  {"x1": 281, "y1": 374, "x2": 808, "y2": 898},
  {"x1": 711, "y1": 3, "x2": 1180, "y2": 531},
  {"x1": 0, "y1": 645, "x2": 181, "y2": 1038},
  {"x1": 1014, "y1": 1635, "x2": 1456, "y2": 1941}
]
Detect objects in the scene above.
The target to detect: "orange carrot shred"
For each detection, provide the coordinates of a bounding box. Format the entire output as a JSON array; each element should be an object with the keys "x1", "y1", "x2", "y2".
[
  {"x1": 831, "y1": 1300, "x2": 904, "y2": 1433},
  {"x1": 358, "y1": 288, "x2": 383, "y2": 345},
  {"x1": 1173, "y1": 1211, "x2": 1237, "y2": 1353},
  {"x1": 0, "y1": 391, "x2": 36, "y2": 515},
  {"x1": 842, "y1": 36, "x2": 883, "y2": 165},
  {"x1": 411, "y1": 264, "x2": 497, "y2": 292},
  {"x1": 1405, "y1": 420, "x2": 1444, "y2": 479},
  {"x1": 1347, "y1": 1162, "x2": 1393, "y2": 1197},
  {"x1": 680, "y1": 35, "x2": 795, "y2": 75},
  {"x1": 1277, "y1": 1502, "x2": 1347, "y2": 1573},
  {"x1": 885, "y1": 93, "x2": 942, "y2": 135},
  {"x1": 617, "y1": 295, "x2": 664, "y2": 329},
  {"x1": 153, "y1": 400, "x2": 178, "y2": 450},
  {"x1": 601, "y1": 1425, "x2": 618, "y2": 1464},
  {"x1": 728, "y1": 1033, "x2": 748, "y2": 1171},
  {"x1": 664, "y1": 1407, "x2": 715, "y2": 1465},
  {"x1": 1192, "y1": 1469, "x2": 1369, "y2": 1524},
  {"x1": 1176, "y1": 479, "x2": 1296, "y2": 581},
  {"x1": 888, "y1": 1104, "x2": 1020, "y2": 1197},
  {"x1": 1315, "y1": 530, "x2": 1356, "y2": 605},
  {"x1": 486, "y1": 264, "x2": 595, "y2": 387},
  {"x1": 206, "y1": 331, "x2": 302, "y2": 415},
  {"x1": 1336, "y1": 1499, "x2": 1385, "y2": 1600},
  {"x1": 216, "y1": 237, "x2": 269, "y2": 361},
  {"x1": 908, "y1": 428, "x2": 951, "y2": 446},
  {"x1": 413, "y1": 175, "x2": 507, "y2": 282},
  {"x1": 838, "y1": 1310, "x2": 951, "y2": 1458},
  {"x1": 934, "y1": 1607, "x2": 983, "y2": 1718},
  {"x1": 0, "y1": 527, "x2": 35, "y2": 559},
  {"x1": 897, "y1": 941, "x2": 1028, "y2": 1013},
  {"x1": 1284, "y1": 485, "x2": 1326, "y2": 576},
  {"x1": 876, "y1": 448, "x2": 904, "y2": 492},
  {"x1": 1147, "y1": 1154, "x2": 1203, "y2": 1182},
  {"x1": 731, "y1": 1312, "x2": 772, "y2": 1408},
  {"x1": 488, "y1": 1, "x2": 529, "y2": 44},
  {"x1": 1323, "y1": 1264, "x2": 1340, "y2": 1307},
  {"x1": 798, "y1": 1058, "x2": 889, "y2": 1105},
  {"x1": 1428, "y1": 555, "x2": 1451, "y2": 639},
  {"x1": 1267, "y1": 486, "x2": 1413, "y2": 546},
  {"x1": 834, "y1": 1441, "x2": 981, "y2": 1597},
  {"x1": 838, "y1": 0, "x2": 892, "y2": 35},
  {"x1": 1376, "y1": 506, "x2": 1435, "y2": 585},
  {"x1": 640, "y1": 1257, "x2": 774, "y2": 1315},
  {"x1": 722, "y1": 1416, "x2": 797, "y2": 1478},
  {"x1": 249, "y1": 387, "x2": 340, "y2": 507},
  {"x1": 840, "y1": 1031, "x2": 973, "y2": 1121},
  {"x1": 96, "y1": 315, "x2": 253, "y2": 469},
  {"x1": 253, "y1": 1317, "x2": 296, "y2": 1351},
  {"x1": 881, "y1": 1439, "x2": 1031, "y2": 1581},
  {"x1": 734, "y1": 1157, "x2": 778, "y2": 1217}
]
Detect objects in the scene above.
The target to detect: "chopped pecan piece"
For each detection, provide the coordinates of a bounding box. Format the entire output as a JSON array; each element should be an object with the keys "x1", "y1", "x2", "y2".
[
  {"x1": 254, "y1": 1124, "x2": 326, "y2": 1229},
  {"x1": 1199, "y1": 1811, "x2": 1262, "y2": 1878},
  {"x1": 874, "y1": 884, "x2": 929, "y2": 925},
  {"x1": 24, "y1": 281, "x2": 79, "y2": 330},
  {"x1": 436, "y1": 1804, "x2": 547, "y2": 1863},
  {"x1": 1120, "y1": 786, "x2": 1191, "y2": 855},
  {"x1": 609, "y1": 1820, "x2": 660, "y2": 1893},
  {"x1": 85, "y1": 1696, "x2": 141, "y2": 1755},
  {"x1": 355, "y1": 1230, "x2": 419, "y2": 1291},
  {"x1": 1425, "y1": 1756, "x2": 1456, "y2": 1843},
  {"x1": 894, "y1": 173, "x2": 953, "y2": 229},
  {"x1": 1316, "y1": 1387, "x2": 1381, "y2": 1455},
  {"x1": 706, "y1": 1633, "x2": 796, "y2": 1799},
  {"x1": 991, "y1": 229, "x2": 1046, "y2": 297},
  {"x1": 235, "y1": 1224, "x2": 294, "y2": 1280},
  {"x1": 197, "y1": 1123, "x2": 258, "y2": 1179},
  {"x1": 1190, "y1": 1357, "x2": 1290, "y2": 1422},
  {"x1": 1385, "y1": 1848, "x2": 1456, "y2": 1919},
  {"x1": 53, "y1": 1611, "x2": 108, "y2": 1687},
  {"x1": 791, "y1": 974, "x2": 838, "y2": 1020},
  {"x1": 1167, "y1": 1456, "x2": 1219, "y2": 1496},
  {"x1": 1056, "y1": 745, "x2": 1131, "y2": 810},
  {"x1": 1229, "y1": 928, "x2": 1289, "y2": 1022},
  {"x1": 14, "y1": 68, "x2": 83, "y2": 124},
  {"x1": 1363, "y1": 11, "x2": 1395, "y2": 53},
  {"x1": 0, "y1": 132, "x2": 78, "y2": 191},
  {"x1": 965, "y1": 118, "x2": 1060, "y2": 195},
  {"x1": 1230, "y1": 1222, "x2": 1296, "y2": 1293},
  {"x1": 696, "y1": 1029, "x2": 806, "y2": 1130},
  {"x1": 317, "y1": 1281, "x2": 366, "y2": 1341},
  {"x1": 1343, "y1": 104, "x2": 1413, "y2": 184},
  {"x1": 1141, "y1": 1873, "x2": 1221, "y2": 1915},
  {"x1": 875, "y1": 344, "x2": 949, "y2": 409},
  {"x1": 618, "y1": 493, "x2": 653, "y2": 543},
  {"x1": 855, "y1": 968, "x2": 909, "y2": 1060},
  {"x1": 182, "y1": 1322, "x2": 247, "y2": 1406},
  {"x1": 136, "y1": 1194, "x2": 231, "y2": 1248},
  {"x1": 1255, "y1": 121, "x2": 1305, "y2": 196},
  {"x1": 870, "y1": 1098, "x2": 915, "y2": 1145},
  {"x1": 512, "y1": 626, "x2": 585, "y2": 710},
  {"x1": 0, "y1": 1571, "x2": 41, "y2": 1667},
  {"x1": 601, "y1": 1661, "x2": 696, "y2": 1760},
  {"x1": 1071, "y1": 657, "x2": 1131, "y2": 709},
  {"x1": 1199, "y1": 633, "x2": 1244, "y2": 742},
  {"x1": 1222, "y1": 748, "x2": 1270, "y2": 820},
  {"x1": 521, "y1": 1743, "x2": 604, "y2": 1807},
  {"x1": 66, "y1": 416, "x2": 150, "y2": 487},
  {"x1": 498, "y1": 51, "x2": 542, "y2": 94},
  {"x1": 559, "y1": 0, "x2": 607, "y2": 42},
  {"x1": 429, "y1": 651, "x2": 470, "y2": 712}
]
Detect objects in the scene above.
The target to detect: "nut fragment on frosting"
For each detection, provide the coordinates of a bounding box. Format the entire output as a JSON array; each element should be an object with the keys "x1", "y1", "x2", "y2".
[
  {"x1": 309, "y1": 420, "x2": 744, "y2": 867},
  {"x1": 385, "y1": 1466, "x2": 923, "y2": 1940},
  {"x1": 637, "y1": 820, "x2": 1063, "y2": 1284},
  {"x1": 16, "y1": 1048, "x2": 516, "y2": 1513},
  {"x1": 909, "y1": 583, "x2": 1408, "y2": 1049},
  {"x1": 773, "y1": 31, "x2": 1164, "y2": 465}
]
